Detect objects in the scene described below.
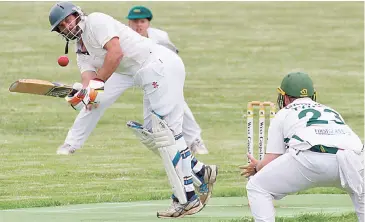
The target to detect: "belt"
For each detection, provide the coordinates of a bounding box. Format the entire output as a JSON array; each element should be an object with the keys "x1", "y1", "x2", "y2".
[{"x1": 309, "y1": 145, "x2": 342, "y2": 154}]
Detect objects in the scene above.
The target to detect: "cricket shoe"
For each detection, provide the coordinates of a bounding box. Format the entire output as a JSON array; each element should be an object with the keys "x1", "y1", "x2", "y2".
[
  {"x1": 198, "y1": 165, "x2": 218, "y2": 206},
  {"x1": 157, "y1": 195, "x2": 203, "y2": 218},
  {"x1": 190, "y1": 138, "x2": 209, "y2": 155},
  {"x1": 56, "y1": 143, "x2": 77, "y2": 155}
]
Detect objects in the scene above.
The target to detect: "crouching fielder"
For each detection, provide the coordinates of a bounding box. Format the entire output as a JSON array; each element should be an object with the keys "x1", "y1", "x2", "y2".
[{"x1": 240, "y1": 72, "x2": 364, "y2": 222}]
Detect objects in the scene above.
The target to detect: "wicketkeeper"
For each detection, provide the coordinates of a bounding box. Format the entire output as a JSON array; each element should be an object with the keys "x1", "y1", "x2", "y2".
[{"x1": 240, "y1": 72, "x2": 364, "y2": 222}]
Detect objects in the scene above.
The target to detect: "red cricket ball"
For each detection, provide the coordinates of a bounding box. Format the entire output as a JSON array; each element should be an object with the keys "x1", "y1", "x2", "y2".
[{"x1": 58, "y1": 55, "x2": 69, "y2": 67}]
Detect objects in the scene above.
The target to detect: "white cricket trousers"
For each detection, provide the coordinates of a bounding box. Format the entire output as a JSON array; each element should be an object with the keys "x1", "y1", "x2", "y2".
[
  {"x1": 64, "y1": 60, "x2": 201, "y2": 148},
  {"x1": 246, "y1": 148, "x2": 364, "y2": 222},
  {"x1": 136, "y1": 44, "x2": 195, "y2": 192},
  {"x1": 64, "y1": 45, "x2": 196, "y2": 192}
]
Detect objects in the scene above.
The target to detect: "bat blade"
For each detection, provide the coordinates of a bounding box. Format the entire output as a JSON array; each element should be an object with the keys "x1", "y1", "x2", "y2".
[{"x1": 9, "y1": 79, "x2": 73, "y2": 98}]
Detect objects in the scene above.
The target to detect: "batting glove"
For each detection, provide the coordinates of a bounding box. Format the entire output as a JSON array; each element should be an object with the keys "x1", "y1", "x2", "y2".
[
  {"x1": 89, "y1": 78, "x2": 105, "y2": 91},
  {"x1": 65, "y1": 82, "x2": 103, "y2": 111}
]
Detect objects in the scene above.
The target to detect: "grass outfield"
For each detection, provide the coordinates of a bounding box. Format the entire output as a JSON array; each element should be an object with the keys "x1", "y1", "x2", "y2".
[{"x1": 0, "y1": 1, "x2": 363, "y2": 221}]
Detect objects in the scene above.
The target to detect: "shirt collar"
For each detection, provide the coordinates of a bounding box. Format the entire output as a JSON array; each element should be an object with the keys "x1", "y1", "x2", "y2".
[{"x1": 291, "y1": 97, "x2": 314, "y2": 104}]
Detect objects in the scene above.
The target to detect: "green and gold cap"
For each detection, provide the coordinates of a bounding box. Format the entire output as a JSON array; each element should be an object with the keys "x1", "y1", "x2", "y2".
[
  {"x1": 126, "y1": 6, "x2": 153, "y2": 21},
  {"x1": 277, "y1": 72, "x2": 315, "y2": 98}
]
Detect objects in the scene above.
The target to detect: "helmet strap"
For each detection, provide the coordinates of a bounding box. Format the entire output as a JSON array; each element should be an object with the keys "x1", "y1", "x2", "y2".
[
  {"x1": 64, "y1": 40, "x2": 69, "y2": 54},
  {"x1": 311, "y1": 91, "x2": 317, "y2": 102},
  {"x1": 277, "y1": 93, "x2": 284, "y2": 109}
]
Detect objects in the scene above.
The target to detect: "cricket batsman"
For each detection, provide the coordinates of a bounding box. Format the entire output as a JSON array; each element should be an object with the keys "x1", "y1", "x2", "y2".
[
  {"x1": 48, "y1": 1, "x2": 216, "y2": 218},
  {"x1": 240, "y1": 72, "x2": 364, "y2": 222},
  {"x1": 126, "y1": 5, "x2": 208, "y2": 155}
]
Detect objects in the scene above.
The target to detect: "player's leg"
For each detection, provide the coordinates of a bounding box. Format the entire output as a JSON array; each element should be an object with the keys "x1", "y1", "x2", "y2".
[
  {"x1": 57, "y1": 73, "x2": 134, "y2": 154},
  {"x1": 246, "y1": 148, "x2": 341, "y2": 222},
  {"x1": 182, "y1": 101, "x2": 209, "y2": 154},
  {"x1": 142, "y1": 97, "x2": 217, "y2": 206},
  {"x1": 348, "y1": 188, "x2": 364, "y2": 221},
  {"x1": 341, "y1": 151, "x2": 364, "y2": 222},
  {"x1": 140, "y1": 46, "x2": 203, "y2": 217},
  {"x1": 181, "y1": 101, "x2": 217, "y2": 204}
]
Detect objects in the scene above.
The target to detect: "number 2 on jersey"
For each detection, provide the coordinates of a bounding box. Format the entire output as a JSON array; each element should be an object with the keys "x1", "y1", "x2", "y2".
[{"x1": 298, "y1": 108, "x2": 345, "y2": 126}]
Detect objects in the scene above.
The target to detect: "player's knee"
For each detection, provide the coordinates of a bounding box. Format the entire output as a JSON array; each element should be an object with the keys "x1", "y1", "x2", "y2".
[
  {"x1": 246, "y1": 178, "x2": 266, "y2": 196},
  {"x1": 246, "y1": 179, "x2": 255, "y2": 194}
]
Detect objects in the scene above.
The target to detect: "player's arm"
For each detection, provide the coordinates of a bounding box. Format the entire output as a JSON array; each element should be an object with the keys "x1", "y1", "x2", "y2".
[
  {"x1": 66, "y1": 55, "x2": 101, "y2": 111},
  {"x1": 76, "y1": 53, "x2": 97, "y2": 87},
  {"x1": 255, "y1": 154, "x2": 281, "y2": 171},
  {"x1": 240, "y1": 111, "x2": 286, "y2": 177},
  {"x1": 81, "y1": 71, "x2": 97, "y2": 87},
  {"x1": 96, "y1": 37, "x2": 123, "y2": 82},
  {"x1": 151, "y1": 28, "x2": 179, "y2": 54},
  {"x1": 88, "y1": 13, "x2": 123, "y2": 83},
  {"x1": 164, "y1": 35, "x2": 179, "y2": 54},
  {"x1": 257, "y1": 112, "x2": 286, "y2": 170},
  {"x1": 161, "y1": 31, "x2": 179, "y2": 54}
]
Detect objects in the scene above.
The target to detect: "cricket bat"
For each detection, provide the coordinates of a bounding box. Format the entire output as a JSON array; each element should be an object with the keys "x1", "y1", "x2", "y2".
[{"x1": 9, "y1": 79, "x2": 74, "y2": 98}]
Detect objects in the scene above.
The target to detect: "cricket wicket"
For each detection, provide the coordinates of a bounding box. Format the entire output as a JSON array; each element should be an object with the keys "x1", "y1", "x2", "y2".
[{"x1": 247, "y1": 101, "x2": 276, "y2": 164}]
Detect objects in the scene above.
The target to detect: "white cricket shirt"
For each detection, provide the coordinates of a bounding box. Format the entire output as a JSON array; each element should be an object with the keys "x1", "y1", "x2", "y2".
[
  {"x1": 266, "y1": 98, "x2": 363, "y2": 154},
  {"x1": 77, "y1": 12, "x2": 156, "y2": 75}
]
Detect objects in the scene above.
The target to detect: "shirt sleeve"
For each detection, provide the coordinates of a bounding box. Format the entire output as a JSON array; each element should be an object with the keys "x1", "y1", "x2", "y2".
[
  {"x1": 149, "y1": 28, "x2": 179, "y2": 54},
  {"x1": 163, "y1": 34, "x2": 179, "y2": 54},
  {"x1": 77, "y1": 54, "x2": 96, "y2": 74},
  {"x1": 88, "y1": 13, "x2": 120, "y2": 48},
  {"x1": 266, "y1": 109, "x2": 287, "y2": 154}
]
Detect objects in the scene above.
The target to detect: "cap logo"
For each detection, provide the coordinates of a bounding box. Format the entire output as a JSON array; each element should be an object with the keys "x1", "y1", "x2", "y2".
[
  {"x1": 133, "y1": 9, "x2": 141, "y2": 13},
  {"x1": 300, "y1": 88, "x2": 308, "y2": 96}
]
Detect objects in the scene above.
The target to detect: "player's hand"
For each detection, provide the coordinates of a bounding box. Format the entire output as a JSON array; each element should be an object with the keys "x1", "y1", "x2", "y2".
[
  {"x1": 65, "y1": 82, "x2": 103, "y2": 111},
  {"x1": 85, "y1": 78, "x2": 104, "y2": 111},
  {"x1": 65, "y1": 83, "x2": 87, "y2": 111},
  {"x1": 239, "y1": 154, "x2": 259, "y2": 178}
]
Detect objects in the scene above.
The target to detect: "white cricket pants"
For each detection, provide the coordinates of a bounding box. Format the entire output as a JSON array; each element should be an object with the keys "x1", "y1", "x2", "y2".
[
  {"x1": 246, "y1": 148, "x2": 364, "y2": 222},
  {"x1": 136, "y1": 44, "x2": 195, "y2": 192},
  {"x1": 64, "y1": 59, "x2": 202, "y2": 148},
  {"x1": 64, "y1": 45, "x2": 198, "y2": 193},
  {"x1": 64, "y1": 73, "x2": 135, "y2": 148}
]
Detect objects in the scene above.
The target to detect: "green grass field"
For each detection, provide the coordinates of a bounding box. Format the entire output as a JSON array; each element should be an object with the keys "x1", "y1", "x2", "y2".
[{"x1": 0, "y1": 1, "x2": 363, "y2": 222}]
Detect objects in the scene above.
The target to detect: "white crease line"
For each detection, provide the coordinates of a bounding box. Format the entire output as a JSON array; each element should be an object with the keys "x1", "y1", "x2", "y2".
[
  {"x1": 0, "y1": 204, "x2": 351, "y2": 213},
  {"x1": 278, "y1": 206, "x2": 349, "y2": 210},
  {"x1": 1, "y1": 204, "x2": 160, "y2": 213},
  {"x1": 2, "y1": 204, "x2": 240, "y2": 213}
]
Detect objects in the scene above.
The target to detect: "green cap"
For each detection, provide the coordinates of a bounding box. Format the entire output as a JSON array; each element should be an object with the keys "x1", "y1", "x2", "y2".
[
  {"x1": 278, "y1": 72, "x2": 315, "y2": 98},
  {"x1": 126, "y1": 6, "x2": 153, "y2": 21}
]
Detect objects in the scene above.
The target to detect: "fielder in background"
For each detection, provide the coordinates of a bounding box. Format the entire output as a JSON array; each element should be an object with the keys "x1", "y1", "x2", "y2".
[
  {"x1": 240, "y1": 72, "x2": 364, "y2": 222},
  {"x1": 126, "y1": 5, "x2": 208, "y2": 155},
  {"x1": 48, "y1": 1, "x2": 217, "y2": 218}
]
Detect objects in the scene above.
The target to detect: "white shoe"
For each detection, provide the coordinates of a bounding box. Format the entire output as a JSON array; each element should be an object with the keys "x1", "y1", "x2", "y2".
[
  {"x1": 190, "y1": 138, "x2": 209, "y2": 155},
  {"x1": 56, "y1": 143, "x2": 76, "y2": 155},
  {"x1": 157, "y1": 195, "x2": 203, "y2": 218},
  {"x1": 199, "y1": 165, "x2": 218, "y2": 206}
]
